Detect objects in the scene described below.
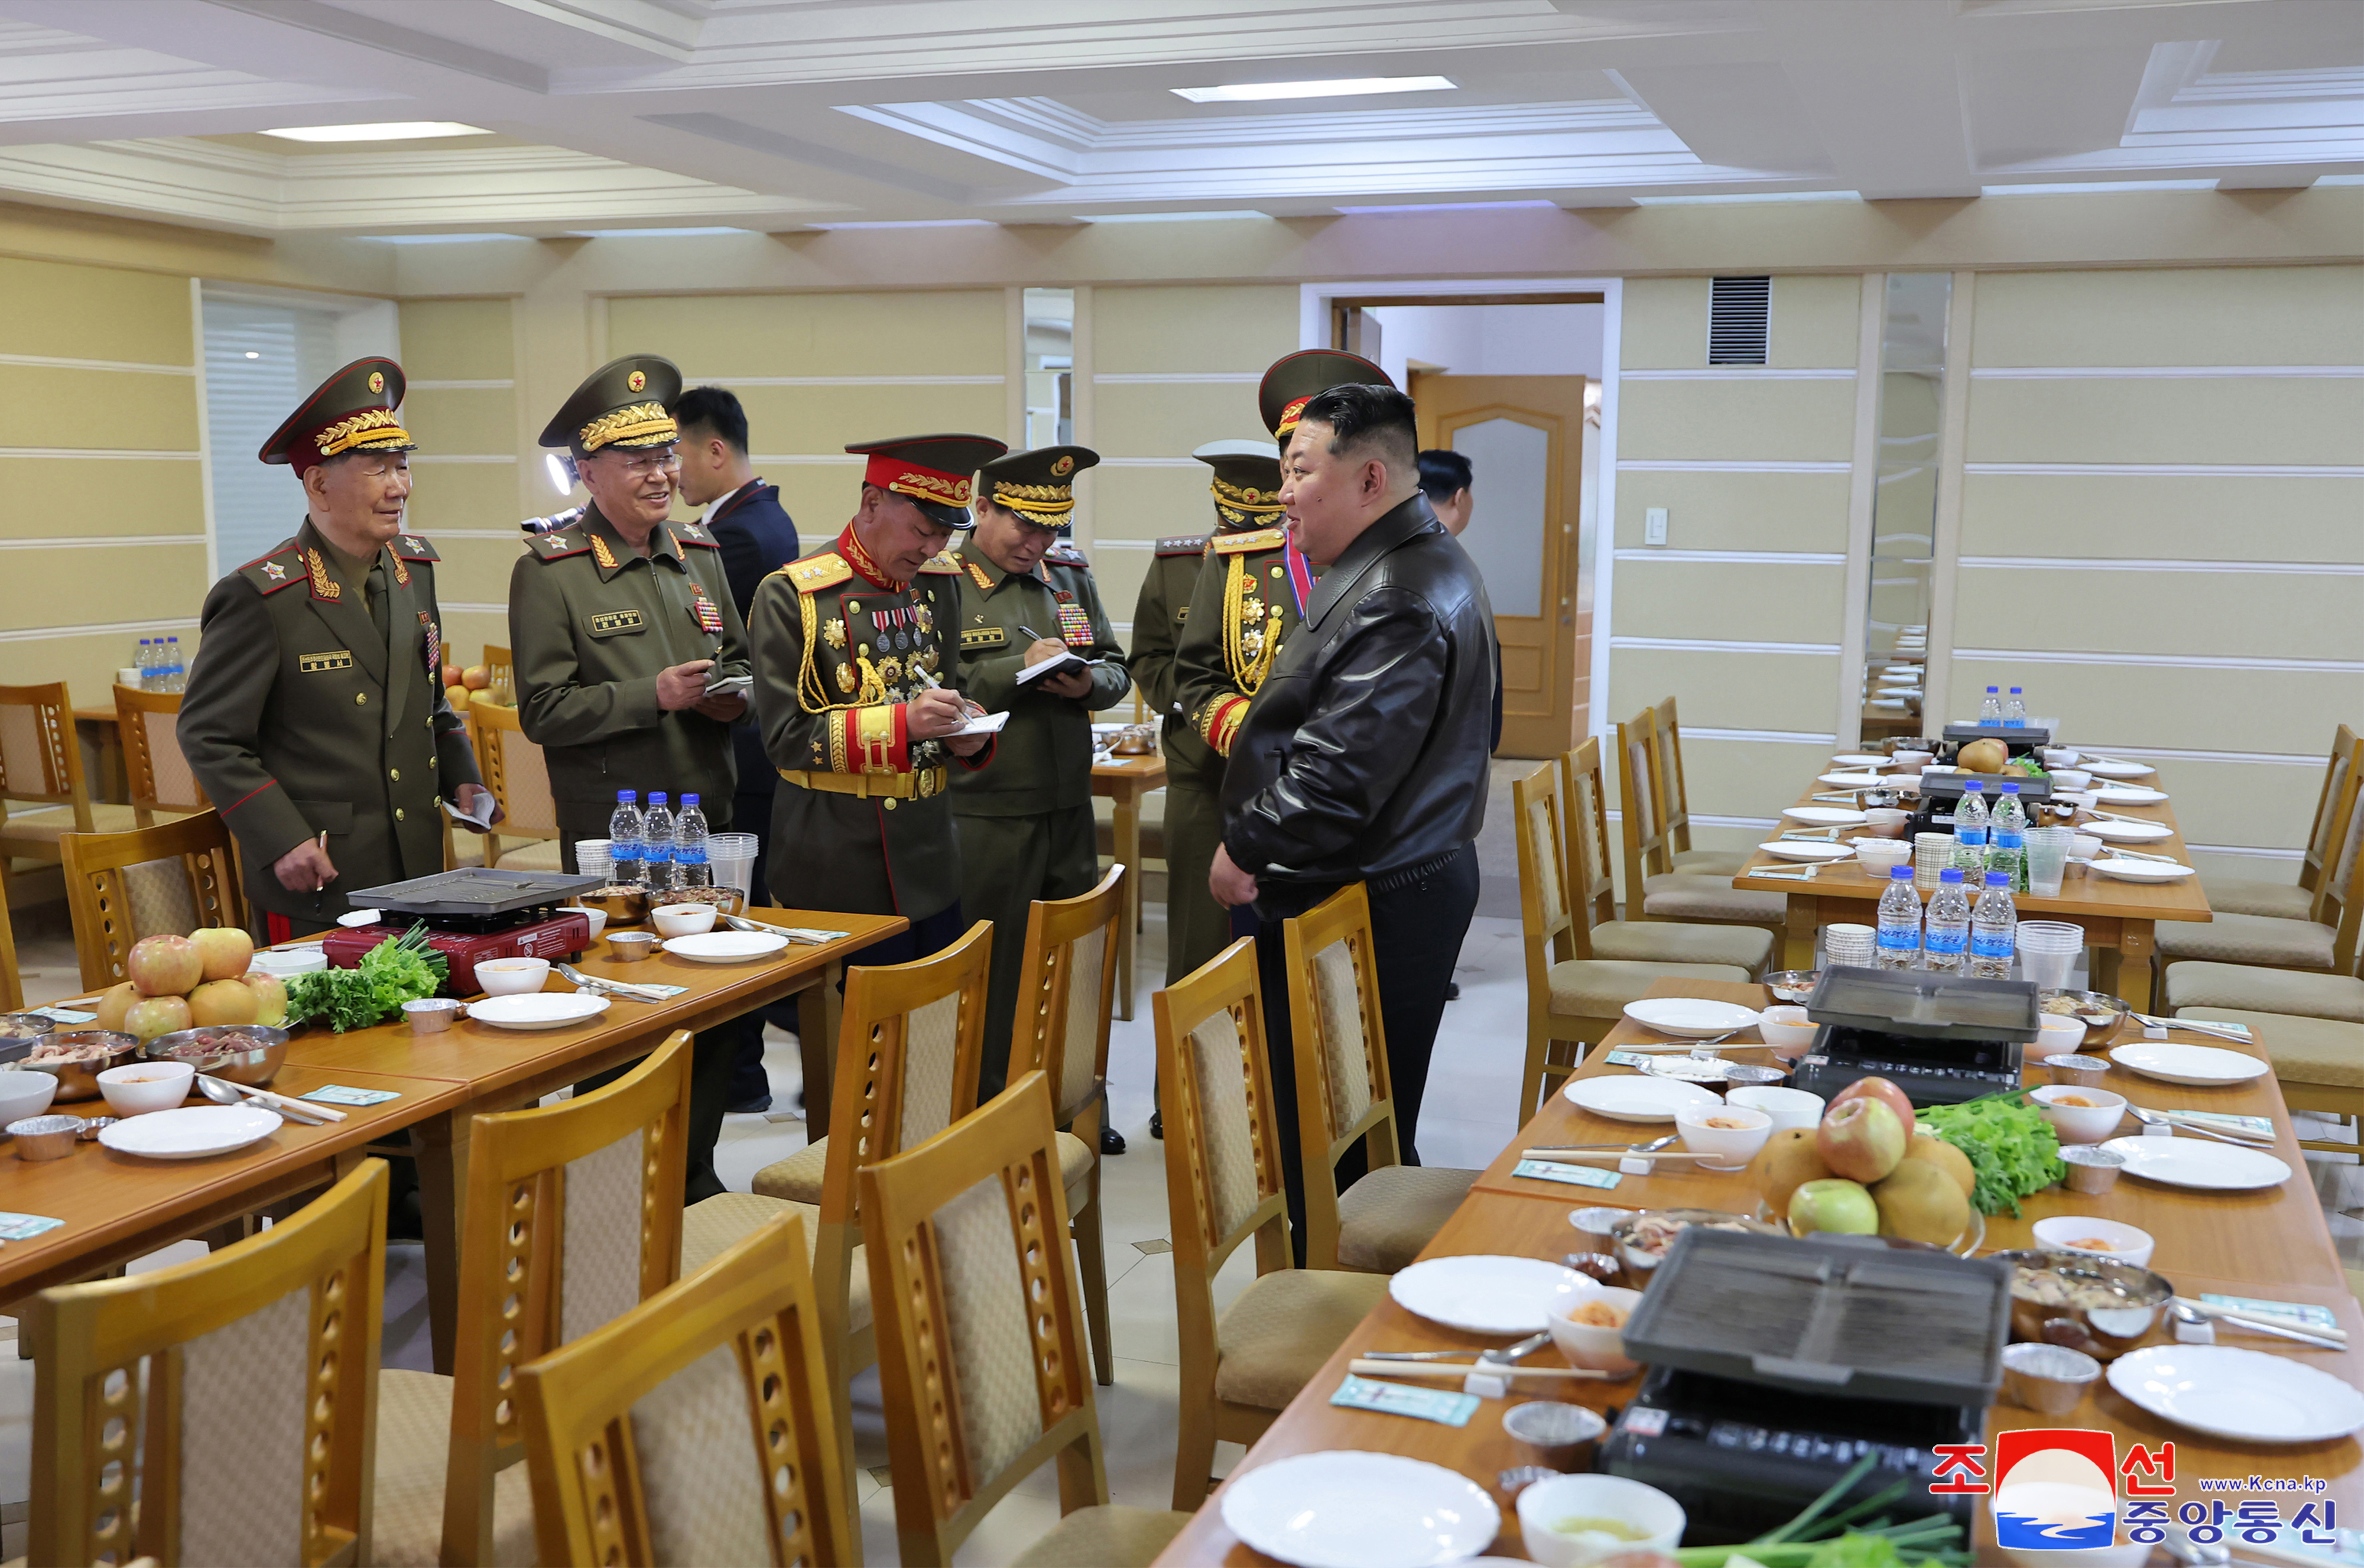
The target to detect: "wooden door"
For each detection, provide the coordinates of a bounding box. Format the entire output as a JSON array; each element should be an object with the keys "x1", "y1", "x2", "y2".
[{"x1": 1413, "y1": 374, "x2": 1588, "y2": 759}]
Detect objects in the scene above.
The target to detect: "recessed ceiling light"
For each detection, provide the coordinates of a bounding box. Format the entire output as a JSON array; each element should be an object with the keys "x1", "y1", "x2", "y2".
[
  {"x1": 1979, "y1": 179, "x2": 2217, "y2": 195},
  {"x1": 261, "y1": 122, "x2": 489, "y2": 142},
  {"x1": 1172, "y1": 76, "x2": 1453, "y2": 104},
  {"x1": 243, "y1": 350, "x2": 259, "y2": 359},
  {"x1": 1078, "y1": 210, "x2": 1268, "y2": 223}
]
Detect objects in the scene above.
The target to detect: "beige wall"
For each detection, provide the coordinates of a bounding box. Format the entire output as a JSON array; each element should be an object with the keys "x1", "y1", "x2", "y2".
[{"x1": 398, "y1": 297, "x2": 524, "y2": 671}]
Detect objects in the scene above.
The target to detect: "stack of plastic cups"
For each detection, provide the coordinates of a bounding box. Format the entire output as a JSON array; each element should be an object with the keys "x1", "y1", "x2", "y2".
[
  {"x1": 706, "y1": 832, "x2": 759, "y2": 898},
  {"x1": 2024, "y1": 827, "x2": 2071, "y2": 897},
  {"x1": 574, "y1": 839, "x2": 613, "y2": 882},
  {"x1": 2016, "y1": 920, "x2": 2085, "y2": 992},
  {"x1": 1914, "y1": 832, "x2": 1953, "y2": 892},
  {"x1": 1824, "y1": 923, "x2": 1877, "y2": 968}
]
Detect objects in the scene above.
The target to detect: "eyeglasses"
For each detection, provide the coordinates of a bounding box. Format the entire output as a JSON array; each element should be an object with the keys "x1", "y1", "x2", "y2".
[{"x1": 604, "y1": 448, "x2": 680, "y2": 478}]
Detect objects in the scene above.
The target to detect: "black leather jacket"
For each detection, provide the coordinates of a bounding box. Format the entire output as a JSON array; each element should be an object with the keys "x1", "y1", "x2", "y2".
[{"x1": 1220, "y1": 493, "x2": 1496, "y2": 897}]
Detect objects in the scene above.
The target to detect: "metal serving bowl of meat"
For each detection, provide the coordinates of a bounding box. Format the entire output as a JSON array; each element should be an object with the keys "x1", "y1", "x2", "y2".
[
  {"x1": 1762, "y1": 971, "x2": 1821, "y2": 1007},
  {"x1": 21, "y1": 1031, "x2": 141, "y2": 1101},
  {"x1": 651, "y1": 885, "x2": 743, "y2": 917},
  {"x1": 1610, "y1": 1208, "x2": 1784, "y2": 1275},
  {"x1": 579, "y1": 885, "x2": 651, "y2": 927},
  {"x1": 1993, "y1": 1248, "x2": 2173, "y2": 1361},
  {"x1": 0, "y1": 1012, "x2": 56, "y2": 1052},
  {"x1": 143, "y1": 1025, "x2": 291, "y2": 1088},
  {"x1": 2038, "y1": 989, "x2": 2128, "y2": 1047}
]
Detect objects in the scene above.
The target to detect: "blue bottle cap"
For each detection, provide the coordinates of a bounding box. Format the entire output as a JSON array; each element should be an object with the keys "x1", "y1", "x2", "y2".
[
  {"x1": 2009, "y1": 687, "x2": 2022, "y2": 694},
  {"x1": 682, "y1": 794, "x2": 699, "y2": 807},
  {"x1": 1891, "y1": 864, "x2": 1914, "y2": 878},
  {"x1": 1963, "y1": 779, "x2": 1982, "y2": 791},
  {"x1": 2000, "y1": 781, "x2": 2020, "y2": 792},
  {"x1": 1940, "y1": 868, "x2": 1964, "y2": 882},
  {"x1": 1986, "y1": 871, "x2": 2011, "y2": 886},
  {"x1": 648, "y1": 791, "x2": 667, "y2": 805},
  {"x1": 1987, "y1": 686, "x2": 1999, "y2": 693},
  {"x1": 616, "y1": 789, "x2": 636, "y2": 803}
]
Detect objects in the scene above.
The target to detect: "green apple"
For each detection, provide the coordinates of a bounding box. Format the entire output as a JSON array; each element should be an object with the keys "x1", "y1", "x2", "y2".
[{"x1": 1788, "y1": 1178, "x2": 1879, "y2": 1236}]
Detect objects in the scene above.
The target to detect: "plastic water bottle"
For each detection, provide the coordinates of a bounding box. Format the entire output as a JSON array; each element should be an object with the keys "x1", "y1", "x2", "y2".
[
  {"x1": 606, "y1": 790, "x2": 644, "y2": 886},
  {"x1": 1989, "y1": 782, "x2": 2027, "y2": 890},
  {"x1": 642, "y1": 791, "x2": 676, "y2": 892},
  {"x1": 1969, "y1": 872, "x2": 2018, "y2": 980},
  {"x1": 1979, "y1": 686, "x2": 2003, "y2": 725},
  {"x1": 135, "y1": 639, "x2": 157, "y2": 691},
  {"x1": 674, "y1": 794, "x2": 711, "y2": 888},
  {"x1": 162, "y1": 637, "x2": 187, "y2": 692},
  {"x1": 1877, "y1": 865, "x2": 1924, "y2": 970},
  {"x1": 1923, "y1": 868, "x2": 1972, "y2": 974},
  {"x1": 2003, "y1": 687, "x2": 2027, "y2": 728},
  {"x1": 1952, "y1": 779, "x2": 1989, "y2": 875}
]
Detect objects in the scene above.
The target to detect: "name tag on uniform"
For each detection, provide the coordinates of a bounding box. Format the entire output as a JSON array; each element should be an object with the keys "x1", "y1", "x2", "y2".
[
  {"x1": 587, "y1": 609, "x2": 645, "y2": 636},
  {"x1": 298, "y1": 650, "x2": 353, "y2": 674},
  {"x1": 960, "y1": 626, "x2": 1007, "y2": 650}
]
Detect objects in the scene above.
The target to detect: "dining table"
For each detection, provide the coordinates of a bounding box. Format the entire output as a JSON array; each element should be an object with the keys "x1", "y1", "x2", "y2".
[
  {"x1": 1733, "y1": 766, "x2": 2212, "y2": 1012},
  {"x1": 1094, "y1": 750, "x2": 1167, "y2": 1021},
  {"x1": 7, "y1": 903, "x2": 904, "y2": 1373},
  {"x1": 1152, "y1": 976, "x2": 2359, "y2": 1566}
]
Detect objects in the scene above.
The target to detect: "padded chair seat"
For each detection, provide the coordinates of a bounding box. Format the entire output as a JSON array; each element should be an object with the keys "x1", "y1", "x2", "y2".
[
  {"x1": 2167, "y1": 964, "x2": 2364, "y2": 1025},
  {"x1": 1056, "y1": 1128, "x2": 1093, "y2": 1195},
  {"x1": 1337, "y1": 1165, "x2": 1478, "y2": 1273},
  {"x1": 0, "y1": 802, "x2": 148, "y2": 850},
  {"x1": 2155, "y1": 911, "x2": 2335, "y2": 969},
  {"x1": 1548, "y1": 959, "x2": 1753, "y2": 1020},
  {"x1": 1640, "y1": 874, "x2": 1788, "y2": 923},
  {"x1": 681, "y1": 1192, "x2": 873, "y2": 1333},
  {"x1": 2183, "y1": 1008, "x2": 2364, "y2": 1090},
  {"x1": 2201, "y1": 876, "x2": 2317, "y2": 923},
  {"x1": 372, "y1": 1369, "x2": 537, "y2": 1567},
  {"x1": 1012, "y1": 1504, "x2": 1194, "y2": 1567},
  {"x1": 1673, "y1": 848, "x2": 1752, "y2": 876},
  {"x1": 1213, "y1": 1268, "x2": 1391, "y2": 1410},
  {"x1": 1589, "y1": 918, "x2": 1774, "y2": 974},
  {"x1": 492, "y1": 838, "x2": 563, "y2": 872},
  {"x1": 751, "y1": 1138, "x2": 829, "y2": 1204}
]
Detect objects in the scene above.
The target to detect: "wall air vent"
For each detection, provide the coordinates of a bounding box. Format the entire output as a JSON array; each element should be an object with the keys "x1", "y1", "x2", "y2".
[{"x1": 1709, "y1": 275, "x2": 1771, "y2": 365}]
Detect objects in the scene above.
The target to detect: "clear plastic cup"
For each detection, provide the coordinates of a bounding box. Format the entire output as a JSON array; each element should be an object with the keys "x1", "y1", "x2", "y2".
[
  {"x1": 574, "y1": 840, "x2": 613, "y2": 881},
  {"x1": 2025, "y1": 827, "x2": 2071, "y2": 897},
  {"x1": 2016, "y1": 920, "x2": 2084, "y2": 990},
  {"x1": 1914, "y1": 832, "x2": 1953, "y2": 892},
  {"x1": 706, "y1": 832, "x2": 759, "y2": 898},
  {"x1": 1825, "y1": 923, "x2": 1876, "y2": 967}
]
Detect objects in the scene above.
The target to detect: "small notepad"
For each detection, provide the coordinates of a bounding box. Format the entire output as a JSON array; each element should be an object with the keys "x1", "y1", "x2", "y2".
[
  {"x1": 302, "y1": 1085, "x2": 402, "y2": 1107},
  {"x1": 1330, "y1": 1374, "x2": 1479, "y2": 1427},
  {"x1": 0, "y1": 1213, "x2": 65, "y2": 1242},
  {"x1": 2197, "y1": 1293, "x2": 2340, "y2": 1332},
  {"x1": 1512, "y1": 1160, "x2": 1623, "y2": 1190},
  {"x1": 2170, "y1": 1110, "x2": 2274, "y2": 1140}
]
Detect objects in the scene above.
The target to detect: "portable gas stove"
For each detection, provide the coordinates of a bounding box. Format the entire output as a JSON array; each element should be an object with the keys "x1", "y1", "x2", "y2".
[{"x1": 324, "y1": 868, "x2": 605, "y2": 996}]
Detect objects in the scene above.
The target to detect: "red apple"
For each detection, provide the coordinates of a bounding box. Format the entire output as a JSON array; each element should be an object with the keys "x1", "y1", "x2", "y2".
[
  {"x1": 1817, "y1": 1095, "x2": 1908, "y2": 1184},
  {"x1": 441, "y1": 662, "x2": 462, "y2": 687},
  {"x1": 1832, "y1": 1075, "x2": 1917, "y2": 1134},
  {"x1": 462, "y1": 664, "x2": 490, "y2": 690},
  {"x1": 236, "y1": 971, "x2": 287, "y2": 1028},
  {"x1": 190, "y1": 925, "x2": 254, "y2": 983},
  {"x1": 124, "y1": 994, "x2": 192, "y2": 1042},
  {"x1": 126, "y1": 934, "x2": 203, "y2": 997}
]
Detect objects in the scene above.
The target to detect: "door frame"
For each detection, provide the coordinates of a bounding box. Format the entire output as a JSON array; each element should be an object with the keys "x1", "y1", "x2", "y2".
[{"x1": 1297, "y1": 278, "x2": 1625, "y2": 749}]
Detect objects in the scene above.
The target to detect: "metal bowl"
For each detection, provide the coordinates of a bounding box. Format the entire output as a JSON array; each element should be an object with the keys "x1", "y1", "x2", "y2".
[
  {"x1": 0, "y1": 1012, "x2": 56, "y2": 1051},
  {"x1": 1610, "y1": 1207, "x2": 1784, "y2": 1275},
  {"x1": 2038, "y1": 988, "x2": 2128, "y2": 1047},
  {"x1": 653, "y1": 885, "x2": 744, "y2": 917},
  {"x1": 142, "y1": 1024, "x2": 290, "y2": 1088},
  {"x1": 21, "y1": 1031, "x2": 140, "y2": 1101},
  {"x1": 1764, "y1": 970, "x2": 1821, "y2": 1006},
  {"x1": 1992, "y1": 1247, "x2": 2173, "y2": 1361},
  {"x1": 579, "y1": 885, "x2": 650, "y2": 927}
]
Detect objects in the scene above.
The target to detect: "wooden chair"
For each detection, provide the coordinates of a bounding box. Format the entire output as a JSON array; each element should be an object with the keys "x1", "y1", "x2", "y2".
[
  {"x1": 1616, "y1": 703, "x2": 1787, "y2": 932},
  {"x1": 2200, "y1": 723, "x2": 2359, "y2": 923},
  {"x1": 1563, "y1": 740, "x2": 1773, "y2": 974},
  {"x1": 112, "y1": 684, "x2": 205, "y2": 829},
  {"x1": 1652, "y1": 695, "x2": 1749, "y2": 877},
  {"x1": 481, "y1": 644, "x2": 515, "y2": 708},
  {"x1": 1009, "y1": 862, "x2": 1124, "y2": 1386},
  {"x1": 467, "y1": 695, "x2": 562, "y2": 873},
  {"x1": 864, "y1": 1073, "x2": 1193, "y2": 1567},
  {"x1": 59, "y1": 810, "x2": 243, "y2": 991},
  {"x1": 1155, "y1": 938, "x2": 1389, "y2": 1511},
  {"x1": 1514, "y1": 759, "x2": 1754, "y2": 1120},
  {"x1": 1, "y1": 681, "x2": 141, "y2": 892},
  {"x1": 27, "y1": 1158, "x2": 390, "y2": 1567},
  {"x1": 746, "y1": 920, "x2": 994, "y2": 1537},
  {"x1": 514, "y1": 1209, "x2": 858, "y2": 1568},
  {"x1": 2163, "y1": 804, "x2": 2364, "y2": 1028},
  {"x1": 1282, "y1": 882, "x2": 1476, "y2": 1273},
  {"x1": 1, "y1": 883, "x2": 22, "y2": 1011}
]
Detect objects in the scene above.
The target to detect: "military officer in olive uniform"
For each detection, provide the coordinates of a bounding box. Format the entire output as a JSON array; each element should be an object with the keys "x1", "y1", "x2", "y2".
[
  {"x1": 1171, "y1": 349, "x2": 1394, "y2": 764},
  {"x1": 949, "y1": 446, "x2": 1131, "y2": 1099},
  {"x1": 510, "y1": 355, "x2": 751, "y2": 866},
  {"x1": 747, "y1": 434, "x2": 1005, "y2": 970},
  {"x1": 511, "y1": 353, "x2": 751, "y2": 1204},
  {"x1": 180, "y1": 357, "x2": 491, "y2": 941}
]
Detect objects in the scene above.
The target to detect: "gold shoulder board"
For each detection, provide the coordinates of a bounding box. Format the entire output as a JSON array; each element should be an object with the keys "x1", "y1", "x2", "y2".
[
  {"x1": 915, "y1": 549, "x2": 965, "y2": 576},
  {"x1": 1212, "y1": 527, "x2": 1285, "y2": 556},
  {"x1": 784, "y1": 552, "x2": 853, "y2": 592}
]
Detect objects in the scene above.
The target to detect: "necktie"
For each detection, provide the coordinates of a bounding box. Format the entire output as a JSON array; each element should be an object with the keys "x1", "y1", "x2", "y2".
[{"x1": 366, "y1": 560, "x2": 389, "y2": 639}]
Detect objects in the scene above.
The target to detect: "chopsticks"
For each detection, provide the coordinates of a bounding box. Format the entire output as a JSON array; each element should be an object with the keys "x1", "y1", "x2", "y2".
[{"x1": 1347, "y1": 1359, "x2": 1613, "y2": 1382}]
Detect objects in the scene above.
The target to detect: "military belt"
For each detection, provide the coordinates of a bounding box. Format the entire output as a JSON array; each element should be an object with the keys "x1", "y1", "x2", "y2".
[{"x1": 777, "y1": 767, "x2": 948, "y2": 800}]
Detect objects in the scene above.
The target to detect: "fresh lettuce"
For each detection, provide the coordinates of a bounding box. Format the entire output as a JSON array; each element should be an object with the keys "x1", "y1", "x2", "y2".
[
  {"x1": 1918, "y1": 1090, "x2": 2066, "y2": 1217},
  {"x1": 283, "y1": 924, "x2": 447, "y2": 1032}
]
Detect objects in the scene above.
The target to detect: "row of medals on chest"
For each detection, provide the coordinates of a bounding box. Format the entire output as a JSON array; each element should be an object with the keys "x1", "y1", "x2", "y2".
[{"x1": 823, "y1": 597, "x2": 937, "y2": 697}]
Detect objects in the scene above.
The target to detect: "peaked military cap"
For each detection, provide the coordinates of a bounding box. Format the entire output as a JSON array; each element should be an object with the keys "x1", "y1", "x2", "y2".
[
  {"x1": 1258, "y1": 349, "x2": 1395, "y2": 442},
  {"x1": 978, "y1": 444, "x2": 1099, "y2": 526},
  {"x1": 538, "y1": 354, "x2": 683, "y2": 455},
  {"x1": 1193, "y1": 438, "x2": 1284, "y2": 526},
  {"x1": 846, "y1": 432, "x2": 1009, "y2": 530},
  {"x1": 259, "y1": 357, "x2": 414, "y2": 476}
]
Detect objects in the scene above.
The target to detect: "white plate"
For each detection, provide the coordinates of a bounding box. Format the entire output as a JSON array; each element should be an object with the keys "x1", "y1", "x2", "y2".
[
  {"x1": 1566, "y1": 1074, "x2": 1725, "y2": 1122},
  {"x1": 659, "y1": 931, "x2": 791, "y2": 964},
  {"x1": 1759, "y1": 840, "x2": 1856, "y2": 863},
  {"x1": 1782, "y1": 805, "x2": 1870, "y2": 827},
  {"x1": 1832, "y1": 754, "x2": 1891, "y2": 768},
  {"x1": 100, "y1": 1104, "x2": 280, "y2": 1160},
  {"x1": 2091, "y1": 784, "x2": 2169, "y2": 804},
  {"x1": 2108, "y1": 1040, "x2": 2269, "y2": 1087},
  {"x1": 2089, "y1": 858, "x2": 2196, "y2": 882},
  {"x1": 2084, "y1": 759, "x2": 2156, "y2": 778},
  {"x1": 2100, "y1": 1135, "x2": 2290, "y2": 1192},
  {"x1": 1624, "y1": 997, "x2": 1764, "y2": 1036},
  {"x1": 1819, "y1": 771, "x2": 1889, "y2": 789},
  {"x1": 2083, "y1": 818, "x2": 2173, "y2": 842},
  {"x1": 466, "y1": 992, "x2": 612, "y2": 1031},
  {"x1": 1221, "y1": 1452, "x2": 1501, "y2": 1568},
  {"x1": 1389, "y1": 1255, "x2": 1583, "y2": 1335},
  {"x1": 2106, "y1": 1346, "x2": 2364, "y2": 1444}
]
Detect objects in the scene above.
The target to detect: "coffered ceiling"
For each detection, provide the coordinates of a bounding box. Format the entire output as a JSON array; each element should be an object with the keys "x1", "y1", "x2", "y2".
[{"x1": 0, "y1": 0, "x2": 2355, "y2": 236}]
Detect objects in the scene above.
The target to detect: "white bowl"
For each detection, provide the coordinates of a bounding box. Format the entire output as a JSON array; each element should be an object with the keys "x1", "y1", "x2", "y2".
[
  {"x1": 1863, "y1": 809, "x2": 1912, "y2": 837},
  {"x1": 1856, "y1": 842, "x2": 1912, "y2": 874},
  {"x1": 474, "y1": 956, "x2": 551, "y2": 997},
  {"x1": 1543, "y1": 1281, "x2": 1644, "y2": 1377},
  {"x1": 0, "y1": 1069, "x2": 59, "y2": 1125},
  {"x1": 2031, "y1": 1215, "x2": 2156, "y2": 1269},
  {"x1": 1518, "y1": 1473, "x2": 1684, "y2": 1568},
  {"x1": 650, "y1": 903, "x2": 719, "y2": 938},
  {"x1": 2069, "y1": 833, "x2": 2104, "y2": 861},
  {"x1": 2050, "y1": 769, "x2": 2093, "y2": 790},
  {"x1": 1674, "y1": 1102, "x2": 1773, "y2": 1170},
  {"x1": 2028, "y1": 1082, "x2": 2129, "y2": 1145},
  {"x1": 97, "y1": 1059, "x2": 194, "y2": 1116},
  {"x1": 1728, "y1": 1084, "x2": 1824, "y2": 1132},
  {"x1": 1757, "y1": 1005, "x2": 1819, "y2": 1055},
  {"x1": 249, "y1": 946, "x2": 327, "y2": 978},
  {"x1": 558, "y1": 905, "x2": 608, "y2": 940},
  {"x1": 2040, "y1": 748, "x2": 2080, "y2": 768},
  {"x1": 2035, "y1": 1016, "x2": 2087, "y2": 1057}
]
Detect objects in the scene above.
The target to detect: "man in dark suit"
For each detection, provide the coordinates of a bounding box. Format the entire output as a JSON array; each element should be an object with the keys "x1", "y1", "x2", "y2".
[{"x1": 674, "y1": 385, "x2": 800, "y2": 1114}]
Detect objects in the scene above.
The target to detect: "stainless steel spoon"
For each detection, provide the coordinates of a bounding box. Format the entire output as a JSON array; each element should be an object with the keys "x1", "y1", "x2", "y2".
[
  {"x1": 196, "y1": 1075, "x2": 328, "y2": 1125},
  {"x1": 2168, "y1": 1300, "x2": 2344, "y2": 1351}
]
